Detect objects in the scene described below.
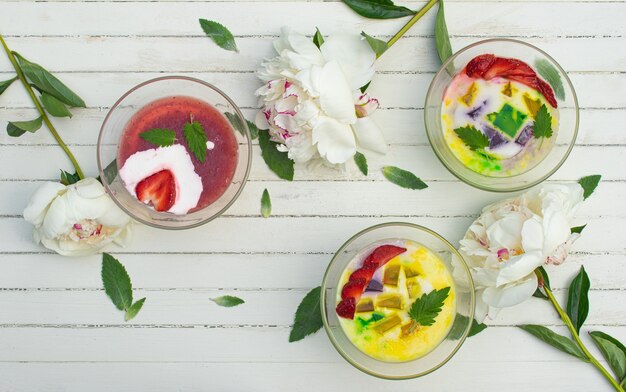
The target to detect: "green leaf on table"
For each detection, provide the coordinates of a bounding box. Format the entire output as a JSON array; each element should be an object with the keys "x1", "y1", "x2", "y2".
[
  {"x1": 98, "y1": 159, "x2": 118, "y2": 185},
  {"x1": 199, "y1": 19, "x2": 239, "y2": 53},
  {"x1": 448, "y1": 314, "x2": 487, "y2": 340},
  {"x1": 532, "y1": 104, "x2": 553, "y2": 139},
  {"x1": 183, "y1": 121, "x2": 208, "y2": 163},
  {"x1": 125, "y1": 297, "x2": 146, "y2": 322},
  {"x1": 571, "y1": 224, "x2": 587, "y2": 234},
  {"x1": 382, "y1": 166, "x2": 427, "y2": 190},
  {"x1": 211, "y1": 295, "x2": 245, "y2": 308},
  {"x1": 140, "y1": 128, "x2": 177, "y2": 147},
  {"x1": 360, "y1": 81, "x2": 371, "y2": 94},
  {"x1": 101, "y1": 253, "x2": 133, "y2": 312},
  {"x1": 245, "y1": 120, "x2": 260, "y2": 140},
  {"x1": 579, "y1": 174, "x2": 601, "y2": 200},
  {"x1": 435, "y1": 0, "x2": 453, "y2": 64},
  {"x1": 258, "y1": 129, "x2": 294, "y2": 181},
  {"x1": 589, "y1": 331, "x2": 626, "y2": 382},
  {"x1": 313, "y1": 27, "x2": 324, "y2": 48},
  {"x1": 13, "y1": 52, "x2": 86, "y2": 108},
  {"x1": 261, "y1": 188, "x2": 272, "y2": 218},
  {"x1": 7, "y1": 116, "x2": 43, "y2": 137},
  {"x1": 354, "y1": 152, "x2": 368, "y2": 176},
  {"x1": 0, "y1": 76, "x2": 17, "y2": 95},
  {"x1": 454, "y1": 125, "x2": 489, "y2": 151},
  {"x1": 41, "y1": 92, "x2": 72, "y2": 118},
  {"x1": 361, "y1": 31, "x2": 387, "y2": 58},
  {"x1": 342, "y1": 0, "x2": 415, "y2": 19},
  {"x1": 289, "y1": 286, "x2": 323, "y2": 342},
  {"x1": 566, "y1": 266, "x2": 590, "y2": 334},
  {"x1": 60, "y1": 170, "x2": 80, "y2": 186},
  {"x1": 535, "y1": 59, "x2": 565, "y2": 101},
  {"x1": 408, "y1": 287, "x2": 450, "y2": 327},
  {"x1": 519, "y1": 324, "x2": 587, "y2": 361},
  {"x1": 469, "y1": 318, "x2": 488, "y2": 337},
  {"x1": 224, "y1": 112, "x2": 258, "y2": 140},
  {"x1": 533, "y1": 266, "x2": 551, "y2": 300}
]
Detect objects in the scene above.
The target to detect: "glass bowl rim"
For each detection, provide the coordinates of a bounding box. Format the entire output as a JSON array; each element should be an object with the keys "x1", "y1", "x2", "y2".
[
  {"x1": 96, "y1": 75, "x2": 252, "y2": 230},
  {"x1": 320, "y1": 222, "x2": 476, "y2": 380},
  {"x1": 424, "y1": 38, "x2": 579, "y2": 193}
]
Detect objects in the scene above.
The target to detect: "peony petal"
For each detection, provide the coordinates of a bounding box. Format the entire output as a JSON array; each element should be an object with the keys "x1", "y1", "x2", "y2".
[
  {"x1": 318, "y1": 61, "x2": 357, "y2": 124},
  {"x1": 520, "y1": 216, "x2": 544, "y2": 253},
  {"x1": 40, "y1": 194, "x2": 73, "y2": 239},
  {"x1": 474, "y1": 289, "x2": 490, "y2": 323},
  {"x1": 496, "y1": 250, "x2": 543, "y2": 287},
  {"x1": 483, "y1": 273, "x2": 538, "y2": 308},
  {"x1": 485, "y1": 212, "x2": 526, "y2": 250},
  {"x1": 295, "y1": 66, "x2": 322, "y2": 97},
  {"x1": 23, "y1": 182, "x2": 67, "y2": 227},
  {"x1": 312, "y1": 116, "x2": 356, "y2": 164},
  {"x1": 255, "y1": 109, "x2": 270, "y2": 130},
  {"x1": 320, "y1": 34, "x2": 376, "y2": 90},
  {"x1": 284, "y1": 31, "x2": 325, "y2": 70},
  {"x1": 351, "y1": 116, "x2": 387, "y2": 155}
]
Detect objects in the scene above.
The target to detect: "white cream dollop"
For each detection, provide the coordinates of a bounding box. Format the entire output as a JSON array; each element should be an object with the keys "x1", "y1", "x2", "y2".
[{"x1": 119, "y1": 145, "x2": 203, "y2": 215}]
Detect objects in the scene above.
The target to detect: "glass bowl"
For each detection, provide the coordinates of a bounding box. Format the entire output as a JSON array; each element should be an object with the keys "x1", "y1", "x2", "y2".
[
  {"x1": 97, "y1": 76, "x2": 252, "y2": 229},
  {"x1": 320, "y1": 222, "x2": 475, "y2": 379},
  {"x1": 424, "y1": 39, "x2": 578, "y2": 192}
]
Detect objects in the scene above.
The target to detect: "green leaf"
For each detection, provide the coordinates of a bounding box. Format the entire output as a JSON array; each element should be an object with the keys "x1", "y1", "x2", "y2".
[
  {"x1": 532, "y1": 104, "x2": 553, "y2": 139},
  {"x1": 571, "y1": 224, "x2": 587, "y2": 234},
  {"x1": 261, "y1": 188, "x2": 272, "y2": 218},
  {"x1": 589, "y1": 331, "x2": 626, "y2": 381},
  {"x1": 183, "y1": 121, "x2": 208, "y2": 163},
  {"x1": 448, "y1": 314, "x2": 487, "y2": 340},
  {"x1": 408, "y1": 287, "x2": 450, "y2": 327},
  {"x1": 101, "y1": 253, "x2": 133, "y2": 312},
  {"x1": 7, "y1": 116, "x2": 43, "y2": 137},
  {"x1": 224, "y1": 112, "x2": 258, "y2": 140},
  {"x1": 60, "y1": 170, "x2": 80, "y2": 186},
  {"x1": 211, "y1": 295, "x2": 245, "y2": 307},
  {"x1": 289, "y1": 286, "x2": 323, "y2": 342},
  {"x1": 361, "y1": 31, "x2": 387, "y2": 58},
  {"x1": 313, "y1": 28, "x2": 324, "y2": 49},
  {"x1": 354, "y1": 152, "x2": 368, "y2": 176},
  {"x1": 382, "y1": 166, "x2": 428, "y2": 190},
  {"x1": 14, "y1": 52, "x2": 85, "y2": 108},
  {"x1": 40, "y1": 92, "x2": 72, "y2": 118},
  {"x1": 535, "y1": 59, "x2": 565, "y2": 101},
  {"x1": 0, "y1": 76, "x2": 17, "y2": 95},
  {"x1": 579, "y1": 175, "x2": 601, "y2": 200},
  {"x1": 199, "y1": 19, "x2": 239, "y2": 53},
  {"x1": 519, "y1": 324, "x2": 587, "y2": 361},
  {"x1": 98, "y1": 159, "x2": 118, "y2": 185},
  {"x1": 258, "y1": 129, "x2": 294, "y2": 181},
  {"x1": 533, "y1": 266, "x2": 551, "y2": 300},
  {"x1": 139, "y1": 128, "x2": 176, "y2": 147},
  {"x1": 360, "y1": 81, "x2": 371, "y2": 94},
  {"x1": 566, "y1": 266, "x2": 590, "y2": 334},
  {"x1": 245, "y1": 120, "x2": 259, "y2": 140},
  {"x1": 342, "y1": 0, "x2": 415, "y2": 19},
  {"x1": 124, "y1": 298, "x2": 146, "y2": 322},
  {"x1": 435, "y1": 0, "x2": 453, "y2": 64},
  {"x1": 469, "y1": 319, "x2": 488, "y2": 337},
  {"x1": 454, "y1": 125, "x2": 489, "y2": 151}
]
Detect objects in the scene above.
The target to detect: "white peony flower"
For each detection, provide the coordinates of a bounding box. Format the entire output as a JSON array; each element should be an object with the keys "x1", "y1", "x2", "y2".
[
  {"x1": 255, "y1": 27, "x2": 387, "y2": 166},
  {"x1": 23, "y1": 178, "x2": 132, "y2": 257},
  {"x1": 454, "y1": 183, "x2": 584, "y2": 322}
]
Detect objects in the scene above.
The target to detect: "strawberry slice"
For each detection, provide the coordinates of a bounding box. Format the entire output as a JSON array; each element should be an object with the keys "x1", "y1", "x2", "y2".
[
  {"x1": 341, "y1": 278, "x2": 367, "y2": 300},
  {"x1": 135, "y1": 170, "x2": 176, "y2": 212},
  {"x1": 362, "y1": 245, "x2": 407, "y2": 270},
  {"x1": 348, "y1": 264, "x2": 377, "y2": 282},
  {"x1": 336, "y1": 297, "x2": 356, "y2": 319}
]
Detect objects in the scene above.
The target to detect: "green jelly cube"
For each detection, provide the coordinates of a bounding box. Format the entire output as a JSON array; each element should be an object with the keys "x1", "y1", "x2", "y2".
[{"x1": 487, "y1": 103, "x2": 528, "y2": 139}]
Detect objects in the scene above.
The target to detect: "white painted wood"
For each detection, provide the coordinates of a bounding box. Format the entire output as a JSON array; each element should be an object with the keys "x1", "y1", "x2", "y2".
[{"x1": 0, "y1": 0, "x2": 625, "y2": 390}]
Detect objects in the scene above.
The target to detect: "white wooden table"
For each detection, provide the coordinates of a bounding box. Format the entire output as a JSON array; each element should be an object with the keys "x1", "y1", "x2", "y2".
[{"x1": 0, "y1": 0, "x2": 625, "y2": 390}]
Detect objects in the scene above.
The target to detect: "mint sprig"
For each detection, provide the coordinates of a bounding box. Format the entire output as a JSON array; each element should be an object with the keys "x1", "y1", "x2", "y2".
[
  {"x1": 532, "y1": 104, "x2": 553, "y2": 139},
  {"x1": 199, "y1": 19, "x2": 239, "y2": 53},
  {"x1": 382, "y1": 166, "x2": 427, "y2": 190},
  {"x1": 579, "y1": 174, "x2": 601, "y2": 200},
  {"x1": 183, "y1": 121, "x2": 208, "y2": 163},
  {"x1": 101, "y1": 253, "x2": 146, "y2": 322},
  {"x1": 408, "y1": 287, "x2": 450, "y2": 326},
  {"x1": 289, "y1": 286, "x2": 323, "y2": 342},
  {"x1": 454, "y1": 125, "x2": 489, "y2": 151},
  {"x1": 140, "y1": 128, "x2": 176, "y2": 147}
]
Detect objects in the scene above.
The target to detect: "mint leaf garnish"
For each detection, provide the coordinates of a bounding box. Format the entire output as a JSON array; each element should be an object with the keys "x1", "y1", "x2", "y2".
[
  {"x1": 211, "y1": 295, "x2": 245, "y2": 307},
  {"x1": 0, "y1": 76, "x2": 17, "y2": 95},
  {"x1": 313, "y1": 27, "x2": 324, "y2": 48},
  {"x1": 140, "y1": 128, "x2": 176, "y2": 147},
  {"x1": 354, "y1": 152, "x2": 368, "y2": 176},
  {"x1": 408, "y1": 287, "x2": 450, "y2": 326},
  {"x1": 382, "y1": 166, "x2": 427, "y2": 190},
  {"x1": 102, "y1": 253, "x2": 145, "y2": 321},
  {"x1": 571, "y1": 224, "x2": 587, "y2": 234},
  {"x1": 454, "y1": 125, "x2": 489, "y2": 151},
  {"x1": 532, "y1": 104, "x2": 553, "y2": 139},
  {"x1": 361, "y1": 31, "x2": 387, "y2": 58},
  {"x1": 183, "y1": 121, "x2": 208, "y2": 163},
  {"x1": 289, "y1": 286, "x2": 323, "y2": 342},
  {"x1": 60, "y1": 170, "x2": 80, "y2": 185},
  {"x1": 261, "y1": 188, "x2": 272, "y2": 218},
  {"x1": 258, "y1": 129, "x2": 294, "y2": 181},
  {"x1": 199, "y1": 19, "x2": 238, "y2": 53},
  {"x1": 579, "y1": 174, "x2": 601, "y2": 200},
  {"x1": 7, "y1": 116, "x2": 43, "y2": 137}
]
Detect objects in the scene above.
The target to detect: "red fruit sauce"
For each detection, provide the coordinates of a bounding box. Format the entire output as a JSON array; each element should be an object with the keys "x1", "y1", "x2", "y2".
[{"x1": 118, "y1": 96, "x2": 238, "y2": 212}]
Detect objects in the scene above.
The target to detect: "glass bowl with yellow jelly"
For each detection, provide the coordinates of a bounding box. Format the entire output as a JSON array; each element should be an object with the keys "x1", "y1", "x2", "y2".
[
  {"x1": 425, "y1": 39, "x2": 578, "y2": 192},
  {"x1": 321, "y1": 223, "x2": 475, "y2": 380}
]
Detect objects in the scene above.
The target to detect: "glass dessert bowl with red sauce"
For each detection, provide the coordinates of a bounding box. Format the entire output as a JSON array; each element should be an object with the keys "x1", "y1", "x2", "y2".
[{"x1": 97, "y1": 76, "x2": 252, "y2": 229}]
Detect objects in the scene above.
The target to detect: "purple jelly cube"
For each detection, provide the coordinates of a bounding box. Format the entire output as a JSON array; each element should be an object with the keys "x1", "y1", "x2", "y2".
[
  {"x1": 366, "y1": 279, "x2": 383, "y2": 292},
  {"x1": 483, "y1": 126, "x2": 508, "y2": 149},
  {"x1": 516, "y1": 124, "x2": 533, "y2": 146},
  {"x1": 466, "y1": 100, "x2": 488, "y2": 120}
]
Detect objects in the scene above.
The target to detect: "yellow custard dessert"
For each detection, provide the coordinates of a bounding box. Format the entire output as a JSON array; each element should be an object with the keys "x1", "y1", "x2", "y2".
[{"x1": 336, "y1": 240, "x2": 456, "y2": 362}]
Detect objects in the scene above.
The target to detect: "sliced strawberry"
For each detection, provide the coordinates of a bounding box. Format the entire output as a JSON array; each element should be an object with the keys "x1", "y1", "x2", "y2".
[
  {"x1": 135, "y1": 170, "x2": 176, "y2": 212},
  {"x1": 536, "y1": 78, "x2": 558, "y2": 109},
  {"x1": 465, "y1": 54, "x2": 495, "y2": 78},
  {"x1": 348, "y1": 264, "x2": 377, "y2": 282},
  {"x1": 341, "y1": 278, "x2": 367, "y2": 300},
  {"x1": 483, "y1": 57, "x2": 535, "y2": 80},
  {"x1": 336, "y1": 297, "x2": 356, "y2": 319},
  {"x1": 362, "y1": 245, "x2": 407, "y2": 270}
]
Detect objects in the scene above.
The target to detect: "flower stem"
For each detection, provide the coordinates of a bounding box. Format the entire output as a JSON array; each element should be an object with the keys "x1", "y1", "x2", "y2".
[
  {"x1": 0, "y1": 35, "x2": 85, "y2": 180},
  {"x1": 386, "y1": 0, "x2": 440, "y2": 50},
  {"x1": 543, "y1": 283, "x2": 624, "y2": 391}
]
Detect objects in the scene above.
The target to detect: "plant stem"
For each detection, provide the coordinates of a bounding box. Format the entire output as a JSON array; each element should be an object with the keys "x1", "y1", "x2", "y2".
[
  {"x1": 543, "y1": 283, "x2": 624, "y2": 391},
  {"x1": 0, "y1": 35, "x2": 85, "y2": 179},
  {"x1": 386, "y1": 0, "x2": 440, "y2": 50}
]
